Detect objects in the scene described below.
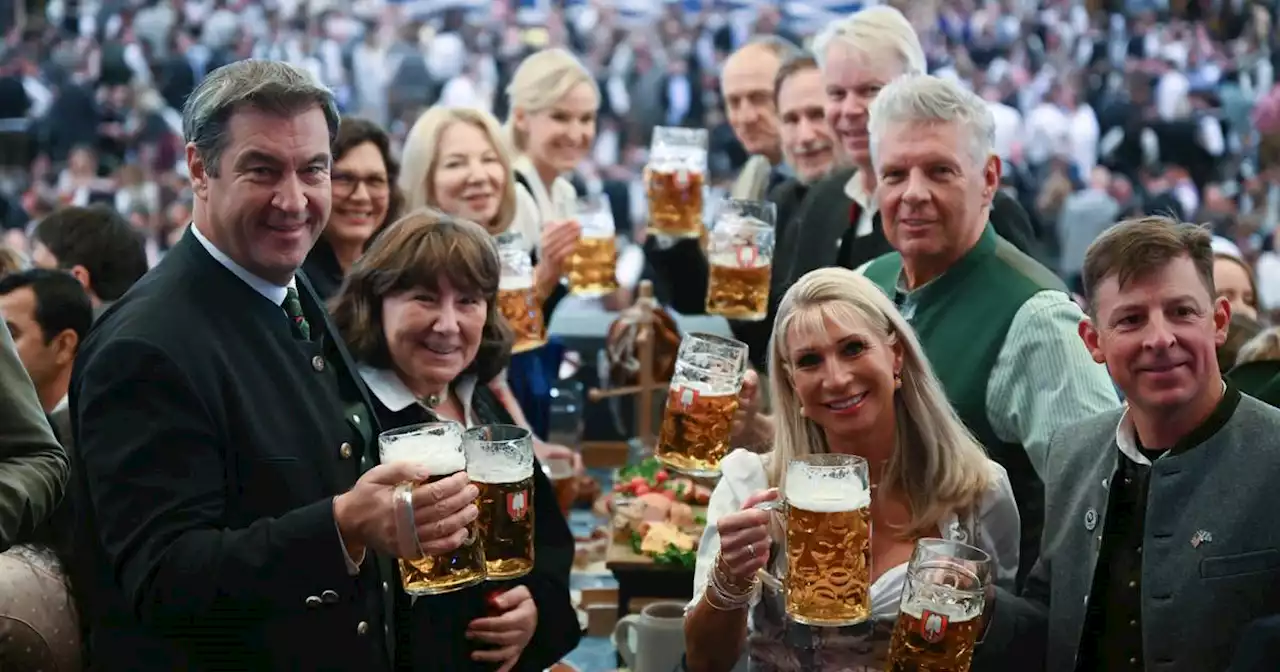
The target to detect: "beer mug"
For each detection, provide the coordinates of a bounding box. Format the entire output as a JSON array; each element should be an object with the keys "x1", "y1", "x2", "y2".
[
  {"x1": 887, "y1": 539, "x2": 991, "y2": 672},
  {"x1": 495, "y1": 233, "x2": 547, "y2": 354},
  {"x1": 756, "y1": 454, "x2": 872, "y2": 627},
  {"x1": 464, "y1": 424, "x2": 536, "y2": 580},
  {"x1": 379, "y1": 422, "x2": 487, "y2": 595},
  {"x1": 705, "y1": 199, "x2": 776, "y2": 321},
  {"x1": 563, "y1": 194, "x2": 619, "y2": 297},
  {"x1": 655, "y1": 332, "x2": 749, "y2": 477},
  {"x1": 542, "y1": 454, "x2": 577, "y2": 516},
  {"x1": 646, "y1": 126, "x2": 708, "y2": 239}
]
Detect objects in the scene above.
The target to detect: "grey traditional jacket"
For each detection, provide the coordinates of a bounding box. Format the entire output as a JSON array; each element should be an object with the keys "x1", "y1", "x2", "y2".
[{"x1": 974, "y1": 391, "x2": 1280, "y2": 671}]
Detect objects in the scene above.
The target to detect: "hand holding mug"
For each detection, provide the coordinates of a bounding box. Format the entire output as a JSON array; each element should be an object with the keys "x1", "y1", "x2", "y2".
[{"x1": 715, "y1": 488, "x2": 778, "y2": 584}]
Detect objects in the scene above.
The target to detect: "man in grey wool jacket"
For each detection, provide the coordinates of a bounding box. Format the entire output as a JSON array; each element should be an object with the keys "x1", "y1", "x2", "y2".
[{"x1": 973, "y1": 216, "x2": 1280, "y2": 671}]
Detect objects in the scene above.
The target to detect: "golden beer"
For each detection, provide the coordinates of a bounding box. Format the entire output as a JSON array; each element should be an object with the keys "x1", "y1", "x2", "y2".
[
  {"x1": 705, "y1": 252, "x2": 771, "y2": 320},
  {"x1": 566, "y1": 234, "x2": 618, "y2": 296},
  {"x1": 379, "y1": 422, "x2": 488, "y2": 596},
  {"x1": 497, "y1": 277, "x2": 546, "y2": 354},
  {"x1": 887, "y1": 601, "x2": 981, "y2": 672},
  {"x1": 474, "y1": 475, "x2": 536, "y2": 579},
  {"x1": 647, "y1": 168, "x2": 705, "y2": 238},
  {"x1": 784, "y1": 495, "x2": 872, "y2": 626},
  {"x1": 655, "y1": 384, "x2": 739, "y2": 476},
  {"x1": 399, "y1": 474, "x2": 488, "y2": 594}
]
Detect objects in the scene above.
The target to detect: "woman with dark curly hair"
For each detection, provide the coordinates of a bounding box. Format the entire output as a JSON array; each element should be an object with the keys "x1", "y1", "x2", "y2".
[{"x1": 304, "y1": 117, "x2": 403, "y2": 300}]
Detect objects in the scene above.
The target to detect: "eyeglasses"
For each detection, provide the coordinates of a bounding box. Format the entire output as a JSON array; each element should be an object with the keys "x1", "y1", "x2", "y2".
[{"x1": 333, "y1": 172, "x2": 390, "y2": 199}]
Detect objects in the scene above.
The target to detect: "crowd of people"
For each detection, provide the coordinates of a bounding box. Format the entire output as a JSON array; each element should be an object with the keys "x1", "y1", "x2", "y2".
[{"x1": 0, "y1": 0, "x2": 1279, "y2": 671}]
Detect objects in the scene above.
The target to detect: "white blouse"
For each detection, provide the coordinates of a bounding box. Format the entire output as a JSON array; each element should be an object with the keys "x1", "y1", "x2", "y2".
[
  {"x1": 689, "y1": 449, "x2": 1021, "y2": 671},
  {"x1": 510, "y1": 155, "x2": 578, "y2": 255}
]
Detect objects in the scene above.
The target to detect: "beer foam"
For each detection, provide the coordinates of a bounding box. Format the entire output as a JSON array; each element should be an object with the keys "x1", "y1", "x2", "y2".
[
  {"x1": 468, "y1": 460, "x2": 533, "y2": 484},
  {"x1": 785, "y1": 483, "x2": 871, "y2": 512},
  {"x1": 708, "y1": 250, "x2": 770, "y2": 269},
  {"x1": 380, "y1": 432, "x2": 465, "y2": 474},
  {"x1": 499, "y1": 276, "x2": 534, "y2": 291},
  {"x1": 669, "y1": 377, "x2": 740, "y2": 397}
]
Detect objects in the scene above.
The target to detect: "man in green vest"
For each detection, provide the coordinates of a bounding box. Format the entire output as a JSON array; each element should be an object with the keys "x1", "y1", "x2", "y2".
[{"x1": 859, "y1": 74, "x2": 1119, "y2": 587}]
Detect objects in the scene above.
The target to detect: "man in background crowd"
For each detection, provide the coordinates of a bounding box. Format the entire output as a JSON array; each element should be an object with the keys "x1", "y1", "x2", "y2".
[
  {"x1": 29, "y1": 205, "x2": 148, "y2": 318},
  {"x1": 0, "y1": 268, "x2": 92, "y2": 445}
]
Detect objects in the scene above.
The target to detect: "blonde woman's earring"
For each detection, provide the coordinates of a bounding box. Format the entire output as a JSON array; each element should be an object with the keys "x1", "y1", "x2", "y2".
[{"x1": 894, "y1": 372, "x2": 902, "y2": 389}]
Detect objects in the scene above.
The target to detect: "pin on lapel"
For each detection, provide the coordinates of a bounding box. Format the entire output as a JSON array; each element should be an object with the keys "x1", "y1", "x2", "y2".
[
  {"x1": 1084, "y1": 508, "x2": 1098, "y2": 532},
  {"x1": 1191, "y1": 530, "x2": 1213, "y2": 548}
]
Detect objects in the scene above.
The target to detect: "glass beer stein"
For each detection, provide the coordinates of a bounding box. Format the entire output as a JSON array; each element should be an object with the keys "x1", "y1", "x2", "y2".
[
  {"x1": 654, "y1": 332, "x2": 749, "y2": 478},
  {"x1": 887, "y1": 539, "x2": 991, "y2": 672},
  {"x1": 757, "y1": 454, "x2": 873, "y2": 627},
  {"x1": 646, "y1": 126, "x2": 708, "y2": 239},
  {"x1": 705, "y1": 198, "x2": 776, "y2": 321},
  {"x1": 563, "y1": 194, "x2": 619, "y2": 297},
  {"x1": 495, "y1": 233, "x2": 547, "y2": 354},
  {"x1": 464, "y1": 424, "x2": 536, "y2": 580},
  {"x1": 381, "y1": 422, "x2": 487, "y2": 595}
]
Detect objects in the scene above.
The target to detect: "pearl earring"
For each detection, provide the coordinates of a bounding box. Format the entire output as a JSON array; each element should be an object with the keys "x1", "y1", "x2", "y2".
[{"x1": 894, "y1": 372, "x2": 902, "y2": 388}]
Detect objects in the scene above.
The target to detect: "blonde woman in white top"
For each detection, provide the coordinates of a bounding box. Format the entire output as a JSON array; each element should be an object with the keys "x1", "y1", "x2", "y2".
[
  {"x1": 506, "y1": 48, "x2": 642, "y2": 310},
  {"x1": 684, "y1": 268, "x2": 1021, "y2": 671}
]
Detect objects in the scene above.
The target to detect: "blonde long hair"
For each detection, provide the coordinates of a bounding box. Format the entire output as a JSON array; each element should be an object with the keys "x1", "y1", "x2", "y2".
[
  {"x1": 766, "y1": 268, "x2": 992, "y2": 536},
  {"x1": 504, "y1": 48, "x2": 600, "y2": 154},
  {"x1": 399, "y1": 106, "x2": 519, "y2": 235}
]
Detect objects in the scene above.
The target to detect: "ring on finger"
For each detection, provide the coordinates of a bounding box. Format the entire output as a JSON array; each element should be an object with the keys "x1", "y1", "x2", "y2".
[{"x1": 746, "y1": 542, "x2": 757, "y2": 559}]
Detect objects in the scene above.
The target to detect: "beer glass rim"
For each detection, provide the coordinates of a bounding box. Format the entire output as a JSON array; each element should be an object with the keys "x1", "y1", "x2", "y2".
[
  {"x1": 912, "y1": 537, "x2": 992, "y2": 566},
  {"x1": 379, "y1": 421, "x2": 463, "y2": 443},
  {"x1": 682, "y1": 331, "x2": 749, "y2": 354},
  {"x1": 652, "y1": 126, "x2": 709, "y2": 146},
  {"x1": 463, "y1": 423, "x2": 532, "y2": 444},
  {"x1": 791, "y1": 452, "x2": 869, "y2": 470},
  {"x1": 716, "y1": 198, "x2": 778, "y2": 228}
]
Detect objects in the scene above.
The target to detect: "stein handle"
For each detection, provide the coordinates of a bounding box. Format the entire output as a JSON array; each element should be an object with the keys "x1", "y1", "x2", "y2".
[
  {"x1": 394, "y1": 482, "x2": 425, "y2": 560},
  {"x1": 612, "y1": 614, "x2": 642, "y2": 668},
  {"x1": 751, "y1": 498, "x2": 785, "y2": 592}
]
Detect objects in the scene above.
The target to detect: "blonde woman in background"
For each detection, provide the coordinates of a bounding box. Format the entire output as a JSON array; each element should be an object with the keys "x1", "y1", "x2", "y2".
[
  {"x1": 1227, "y1": 326, "x2": 1280, "y2": 408},
  {"x1": 398, "y1": 105, "x2": 584, "y2": 472},
  {"x1": 684, "y1": 268, "x2": 1020, "y2": 671},
  {"x1": 505, "y1": 48, "x2": 641, "y2": 311}
]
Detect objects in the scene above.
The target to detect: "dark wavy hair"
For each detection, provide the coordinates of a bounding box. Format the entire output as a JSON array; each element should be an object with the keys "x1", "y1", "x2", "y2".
[
  {"x1": 331, "y1": 208, "x2": 513, "y2": 386},
  {"x1": 333, "y1": 116, "x2": 404, "y2": 242}
]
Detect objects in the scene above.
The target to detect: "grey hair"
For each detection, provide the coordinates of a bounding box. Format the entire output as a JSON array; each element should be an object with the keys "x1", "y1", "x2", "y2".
[
  {"x1": 812, "y1": 6, "x2": 926, "y2": 77},
  {"x1": 868, "y1": 74, "x2": 996, "y2": 169},
  {"x1": 182, "y1": 60, "x2": 340, "y2": 177}
]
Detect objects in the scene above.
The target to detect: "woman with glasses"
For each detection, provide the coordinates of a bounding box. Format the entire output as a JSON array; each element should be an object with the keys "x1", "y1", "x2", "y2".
[{"x1": 303, "y1": 117, "x2": 403, "y2": 300}]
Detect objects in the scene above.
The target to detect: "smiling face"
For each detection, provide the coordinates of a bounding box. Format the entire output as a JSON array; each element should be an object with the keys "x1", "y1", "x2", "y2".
[
  {"x1": 381, "y1": 274, "x2": 487, "y2": 391},
  {"x1": 189, "y1": 105, "x2": 332, "y2": 286},
  {"x1": 328, "y1": 141, "x2": 390, "y2": 248},
  {"x1": 822, "y1": 44, "x2": 904, "y2": 168},
  {"x1": 1081, "y1": 255, "x2": 1229, "y2": 416},
  {"x1": 785, "y1": 305, "x2": 902, "y2": 446},
  {"x1": 431, "y1": 121, "x2": 506, "y2": 230},
  {"x1": 778, "y1": 66, "x2": 837, "y2": 183},
  {"x1": 519, "y1": 81, "x2": 598, "y2": 174},
  {"x1": 875, "y1": 120, "x2": 999, "y2": 284}
]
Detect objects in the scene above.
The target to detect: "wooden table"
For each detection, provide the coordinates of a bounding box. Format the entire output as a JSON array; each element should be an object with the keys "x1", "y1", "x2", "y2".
[{"x1": 604, "y1": 506, "x2": 705, "y2": 620}]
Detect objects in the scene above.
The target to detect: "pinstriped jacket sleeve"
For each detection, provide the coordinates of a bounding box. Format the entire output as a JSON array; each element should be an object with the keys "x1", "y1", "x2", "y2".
[
  {"x1": 0, "y1": 324, "x2": 68, "y2": 551},
  {"x1": 986, "y1": 291, "x2": 1120, "y2": 481}
]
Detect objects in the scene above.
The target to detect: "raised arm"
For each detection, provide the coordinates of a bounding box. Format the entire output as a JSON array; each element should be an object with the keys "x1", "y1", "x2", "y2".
[{"x1": 0, "y1": 324, "x2": 67, "y2": 550}]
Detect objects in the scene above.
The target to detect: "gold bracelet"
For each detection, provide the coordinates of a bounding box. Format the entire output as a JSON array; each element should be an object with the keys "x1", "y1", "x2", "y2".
[{"x1": 714, "y1": 552, "x2": 758, "y2": 596}]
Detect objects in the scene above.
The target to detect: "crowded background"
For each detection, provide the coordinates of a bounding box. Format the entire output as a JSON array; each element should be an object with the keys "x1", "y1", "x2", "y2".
[{"x1": 1, "y1": 0, "x2": 1280, "y2": 670}]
